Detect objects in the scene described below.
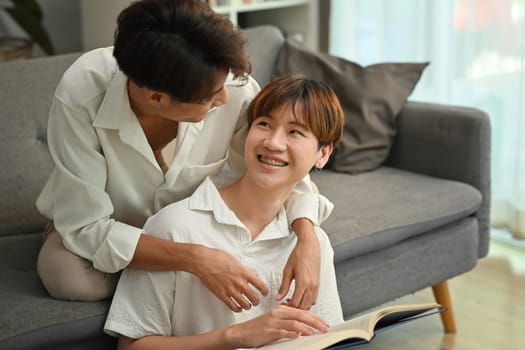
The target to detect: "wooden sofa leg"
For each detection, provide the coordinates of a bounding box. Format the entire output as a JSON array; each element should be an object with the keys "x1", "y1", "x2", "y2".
[{"x1": 432, "y1": 280, "x2": 457, "y2": 333}]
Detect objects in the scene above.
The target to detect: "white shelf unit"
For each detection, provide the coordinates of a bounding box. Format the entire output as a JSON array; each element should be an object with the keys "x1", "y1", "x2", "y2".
[
  {"x1": 81, "y1": 0, "x2": 318, "y2": 51},
  {"x1": 222, "y1": 0, "x2": 318, "y2": 50}
]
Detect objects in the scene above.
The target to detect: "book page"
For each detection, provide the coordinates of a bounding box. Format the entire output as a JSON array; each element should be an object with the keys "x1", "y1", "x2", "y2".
[
  {"x1": 259, "y1": 327, "x2": 371, "y2": 350},
  {"x1": 259, "y1": 314, "x2": 375, "y2": 350},
  {"x1": 258, "y1": 302, "x2": 440, "y2": 350},
  {"x1": 329, "y1": 313, "x2": 374, "y2": 334}
]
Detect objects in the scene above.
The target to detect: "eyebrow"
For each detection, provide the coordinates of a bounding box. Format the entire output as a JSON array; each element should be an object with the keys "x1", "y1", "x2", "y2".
[
  {"x1": 198, "y1": 85, "x2": 224, "y2": 104},
  {"x1": 211, "y1": 85, "x2": 224, "y2": 97},
  {"x1": 264, "y1": 112, "x2": 308, "y2": 129}
]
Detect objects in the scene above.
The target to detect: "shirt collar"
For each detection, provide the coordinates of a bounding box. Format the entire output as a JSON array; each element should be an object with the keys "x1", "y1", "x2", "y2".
[
  {"x1": 92, "y1": 70, "x2": 131, "y2": 130},
  {"x1": 91, "y1": 69, "x2": 206, "y2": 170},
  {"x1": 190, "y1": 177, "x2": 291, "y2": 241}
]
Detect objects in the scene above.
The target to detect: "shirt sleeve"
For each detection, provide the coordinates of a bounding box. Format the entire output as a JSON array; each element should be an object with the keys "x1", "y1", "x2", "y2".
[
  {"x1": 36, "y1": 97, "x2": 142, "y2": 273},
  {"x1": 104, "y1": 268, "x2": 175, "y2": 339},
  {"x1": 312, "y1": 227, "x2": 344, "y2": 325},
  {"x1": 285, "y1": 174, "x2": 334, "y2": 226},
  {"x1": 227, "y1": 76, "x2": 334, "y2": 226}
]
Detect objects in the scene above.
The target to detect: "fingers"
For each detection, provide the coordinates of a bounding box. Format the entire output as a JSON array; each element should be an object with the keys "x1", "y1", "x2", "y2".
[
  {"x1": 223, "y1": 272, "x2": 269, "y2": 312},
  {"x1": 275, "y1": 267, "x2": 293, "y2": 301},
  {"x1": 248, "y1": 273, "x2": 269, "y2": 297},
  {"x1": 220, "y1": 289, "x2": 257, "y2": 312},
  {"x1": 289, "y1": 280, "x2": 318, "y2": 310},
  {"x1": 239, "y1": 284, "x2": 261, "y2": 308},
  {"x1": 222, "y1": 295, "x2": 242, "y2": 313},
  {"x1": 227, "y1": 305, "x2": 329, "y2": 348},
  {"x1": 278, "y1": 271, "x2": 319, "y2": 309},
  {"x1": 234, "y1": 271, "x2": 269, "y2": 310},
  {"x1": 271, "y1": 306, "x2": 329, "y2": 334},
  {"x1": 197, "y1": 248, "x2": 270, "y2": 312},
  {"x1": 230, "y1": 292, "x2": 253, "y2": 311}
]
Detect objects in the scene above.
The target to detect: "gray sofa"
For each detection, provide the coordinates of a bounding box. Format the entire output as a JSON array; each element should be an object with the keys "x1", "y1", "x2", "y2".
[{"x1": 0, "y1": 26, "x2": 490, "y2": 349}]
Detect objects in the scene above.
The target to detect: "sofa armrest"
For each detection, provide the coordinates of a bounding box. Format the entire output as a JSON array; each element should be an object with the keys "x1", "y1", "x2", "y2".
[{"x1": 385, "y1": 101, "x2": 491, "y2": 257}]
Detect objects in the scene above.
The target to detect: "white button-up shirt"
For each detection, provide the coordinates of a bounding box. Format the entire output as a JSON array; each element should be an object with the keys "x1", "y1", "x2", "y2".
[
  {"x1": 104, "y1": 177, "x2": 343, "y2": 340},
  {"x1": 36, "y1": 47, "x2": 333, "y2": 273}
]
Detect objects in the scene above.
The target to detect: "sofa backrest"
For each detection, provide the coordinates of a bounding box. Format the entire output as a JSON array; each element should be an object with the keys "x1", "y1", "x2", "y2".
[
  {"x1": 0, "y1": 53, "x2": 81, "y2": 237},
  {"x1": 242, "y1": 25, "x2": 284, "y2": 87},
  {"x1": 0, "y1": 25, "x2": 284, "y2": 238}
]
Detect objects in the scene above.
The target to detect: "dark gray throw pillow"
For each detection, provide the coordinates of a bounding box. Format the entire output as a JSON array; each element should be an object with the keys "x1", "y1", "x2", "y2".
[{"x1": 275, "y1": 38, "x2": 428, "y2": 174}]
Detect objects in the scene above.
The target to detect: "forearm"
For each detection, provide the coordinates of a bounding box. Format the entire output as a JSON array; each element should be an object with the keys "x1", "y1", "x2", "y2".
[
  {"x1": 120, "y1": 328, "x2": 234, "y2": 350},
  {"x1": 128, "y1": 233, "x2": 203, "y2": 274}
]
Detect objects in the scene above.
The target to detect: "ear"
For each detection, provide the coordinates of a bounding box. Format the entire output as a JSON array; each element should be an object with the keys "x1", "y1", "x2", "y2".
[
  {"x1": 316, "y1": 143, "x2": 334, "y2": 169},
  {"x1": 145, "y1": 89, "x2": 167, "y2": 109}
]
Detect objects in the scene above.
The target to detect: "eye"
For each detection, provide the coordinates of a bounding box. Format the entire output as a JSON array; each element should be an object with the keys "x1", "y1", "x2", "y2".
[
  {"x1": 289, "y1": 129, "x2": 305, "y2": 136},
  {"x1": 197, "y1": 98, "x2": 212, "y2": 105},
  {"x1": 257, "y1": 121, "x2": 271, "y2": 128}
]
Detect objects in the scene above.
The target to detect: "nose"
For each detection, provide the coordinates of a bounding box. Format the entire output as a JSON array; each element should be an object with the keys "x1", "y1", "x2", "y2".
[
  {"x1": 263, "y1": 129, "x2": 286, "y2": 151},
  {"x1": 211, "y1": 87, "x2": 228, "y2": 108}
]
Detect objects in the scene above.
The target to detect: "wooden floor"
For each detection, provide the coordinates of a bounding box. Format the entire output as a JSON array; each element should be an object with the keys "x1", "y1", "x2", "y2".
[{"x1": 349, "y1": 237, "x2": 525, "y2": 350}]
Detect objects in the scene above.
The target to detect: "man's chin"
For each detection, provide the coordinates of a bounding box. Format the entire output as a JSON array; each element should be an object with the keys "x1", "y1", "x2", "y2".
[{"x1": 186, "y1": 115, "x2": 206, "y2": 123}]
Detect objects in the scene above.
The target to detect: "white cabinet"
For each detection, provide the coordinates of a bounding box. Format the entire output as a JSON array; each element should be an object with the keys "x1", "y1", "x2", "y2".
[{"x1": 81, "y1": 0, "x2": 318, "y2": 51}]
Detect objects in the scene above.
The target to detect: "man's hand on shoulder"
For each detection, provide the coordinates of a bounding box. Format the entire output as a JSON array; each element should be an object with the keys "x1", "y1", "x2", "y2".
[{"x1": 276, "y1": 218, "x2": 320, "y2": 310}]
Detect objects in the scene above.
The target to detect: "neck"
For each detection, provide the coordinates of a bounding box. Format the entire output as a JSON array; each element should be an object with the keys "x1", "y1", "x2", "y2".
[
  {"x1": 127, "y1": 79, "x2": 152, "y2": 121},
  {"x1": 219, "y1": 177, "x2": 293, "y2": 240},
  {"x1": 127, "y1": 79, "x2": 179, "y2": 152}
]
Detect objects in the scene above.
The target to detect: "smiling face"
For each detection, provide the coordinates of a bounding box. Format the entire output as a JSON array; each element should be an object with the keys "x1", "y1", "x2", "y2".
[
  {"x1": 243, "y1": 102, "x2": 333, "y2": 190},
  {"x1": 241, "y1": 74, "x2": 344, "y2": 192}
]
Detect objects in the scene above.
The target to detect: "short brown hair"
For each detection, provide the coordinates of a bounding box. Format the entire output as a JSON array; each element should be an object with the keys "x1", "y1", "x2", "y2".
[{"x1": 246, "y1": 74, "x2": 344, "y2": 146}]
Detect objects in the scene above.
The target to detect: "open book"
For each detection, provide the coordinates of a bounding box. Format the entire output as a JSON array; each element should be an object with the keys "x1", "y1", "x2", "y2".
[{"x1": 260, "y1": 302, "x2": 442, "y2": 350}]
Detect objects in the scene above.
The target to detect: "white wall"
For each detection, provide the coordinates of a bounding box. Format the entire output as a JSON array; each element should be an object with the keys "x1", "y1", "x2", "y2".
[
  {"x1": 0, "y1": 0, "x2": 82, "y2": 56},
  {"x1": 81, "y1": 0, "x2": 134, "y2": 51}
]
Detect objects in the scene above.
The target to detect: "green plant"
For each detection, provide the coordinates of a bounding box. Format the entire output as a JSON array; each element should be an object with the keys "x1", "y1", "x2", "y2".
[{"x1": 1, "y1": 0, "x2": 54, "y2": 55}]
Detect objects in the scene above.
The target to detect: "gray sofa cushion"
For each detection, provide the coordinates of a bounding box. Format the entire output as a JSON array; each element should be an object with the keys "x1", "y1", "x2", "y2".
[
  {"x1": 0, "y1": 268, "x2": 111, "y2": 347},
  {"x1": 312, "y1": 166, "x2": 482, "y2": 263},
  {"x1": 275, "y1": 37, "x2": 428, "y2": 174},
  {"x1": 0, "y1": 233, "x2": 112, "y2": 347}
]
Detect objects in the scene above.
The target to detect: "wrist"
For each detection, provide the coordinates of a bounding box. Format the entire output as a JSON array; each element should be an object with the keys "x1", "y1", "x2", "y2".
[
  {"x1": 292, "y1": 218, "x2": 316, "y2": 240},
  {"x1": 184, "y1": 244, "x2": 206, "y2": 275},
  {"x1": 222, "y1": 324, "x2": 240, "y2": 348}
]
